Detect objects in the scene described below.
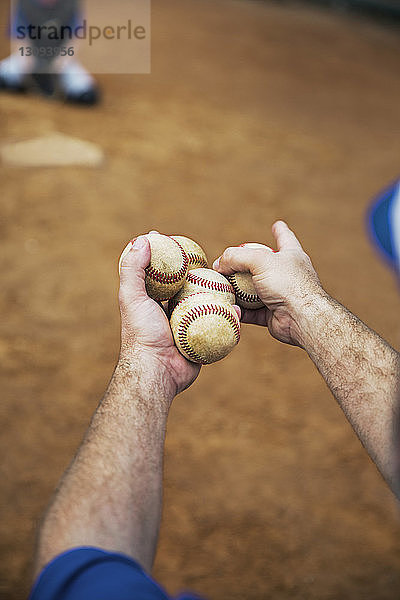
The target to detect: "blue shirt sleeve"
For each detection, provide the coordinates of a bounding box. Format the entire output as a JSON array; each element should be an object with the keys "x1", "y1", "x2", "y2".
[{"x1": 29, "y1": 547, "x2": 203, "y2": 600}]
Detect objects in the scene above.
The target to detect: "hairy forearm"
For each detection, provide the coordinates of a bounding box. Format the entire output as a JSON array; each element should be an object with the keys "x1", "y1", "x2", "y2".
[
  {"x1": 35, "y1": 356, "x2": 173, "y2": 577},
  {"x1": 294, "y1": 291, "x2": 400, "y2": 490}
]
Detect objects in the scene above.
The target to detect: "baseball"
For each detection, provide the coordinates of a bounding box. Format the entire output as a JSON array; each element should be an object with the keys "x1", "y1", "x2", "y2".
[
  {"x1": 170, "y1": 235, "x2": 208, "y2": 270},
  {"x1": 169, "y1": 267, "x2": 235, "y2": 312},
  {"x1": 226, "y1": 243, "x2": 273, "y2": 309},
  {"x1": 227, "y1": 272, "x2": 264, "y2": 309},
  {"x1": 119, "y1": 233, "x2": 189, "y2": 301},
  {"x1": 170, "y1": 293, "x2": 240, "y2": 364}
]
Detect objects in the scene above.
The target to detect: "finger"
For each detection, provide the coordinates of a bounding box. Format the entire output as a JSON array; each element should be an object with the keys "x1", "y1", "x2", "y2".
[
  {"x1": 119, "y1": 236, "x2": 151, "y2": 299},
  {"x1": 118, "y1": 240, "x2": 133, "y2": 275},
  {"x1": 213, "y1": 246, "x2": 272, "y2": 276},
  {"x1": 240, "y1": 307, "x2": 270, "y2": 327},
  {"x1": 241, "y1": 242, "x2": 275, "y2": 252},
  {"x1": 232, "y1": 304, "x2": 241, "y2": 320},
  {"x1": 271, "y1": 220, "x2": 303, "y2": 252},
  {"x1": 161, "y1": 301, "x2": 170, "y2": 317}
]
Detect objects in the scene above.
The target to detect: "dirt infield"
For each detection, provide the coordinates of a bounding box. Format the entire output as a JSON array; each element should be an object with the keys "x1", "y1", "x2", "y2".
[{"x1": 1, "y1": 1, "x2": 400, "y2": 598}]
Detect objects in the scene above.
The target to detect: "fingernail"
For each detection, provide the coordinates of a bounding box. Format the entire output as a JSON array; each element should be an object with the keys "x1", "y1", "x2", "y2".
[
  {"x1": 233, "y1": 305, "x2": 241, "y2": 320},
  {"x1": 133, "y1": 236, "x2": 146, "y2": 249},
  {"x1": 213, "y1": 258, "x2": 220, "y2": 270}
]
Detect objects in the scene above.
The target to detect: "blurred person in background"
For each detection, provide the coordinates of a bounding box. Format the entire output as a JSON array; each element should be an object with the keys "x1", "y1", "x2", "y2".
[
  {"x1": 0, "y1": 0, "x2": 99, "y2": 104},
  {"x1": 368, "y1": 179, "x2": 400, "y2": 277},
  {"x1": 29, "y1": 184, "x2": 400, "y2": 598}
]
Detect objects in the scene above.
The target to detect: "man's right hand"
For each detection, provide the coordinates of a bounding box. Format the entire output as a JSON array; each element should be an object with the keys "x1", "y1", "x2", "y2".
[{"x1": 213, "y1": 221, "x2": 325, "y2": 347}]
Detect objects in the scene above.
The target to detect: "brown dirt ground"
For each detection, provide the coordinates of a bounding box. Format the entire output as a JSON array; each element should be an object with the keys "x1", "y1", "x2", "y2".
[{"x1": 1, "y1": 0, "x2": 400, "y2": 598}]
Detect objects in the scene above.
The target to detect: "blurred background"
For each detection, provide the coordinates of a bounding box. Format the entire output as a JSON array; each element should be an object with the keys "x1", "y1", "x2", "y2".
[{"x1": 1, "y1": 0, "x2": 400, "y2": 598}]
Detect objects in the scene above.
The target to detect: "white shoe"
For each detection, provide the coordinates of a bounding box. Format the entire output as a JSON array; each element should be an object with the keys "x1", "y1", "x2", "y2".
[
  {"x1": 0, "y1": 52, "x2": 99, "y2": 105},
  {"x1": 59, "y1": 60, "x2": 100, "y2": 105},
  {"x1": 0, "y1": 53, "x2": 33, "y2": 91}
]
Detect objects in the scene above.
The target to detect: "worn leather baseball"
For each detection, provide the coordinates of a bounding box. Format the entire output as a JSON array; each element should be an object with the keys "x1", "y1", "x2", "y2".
[
  {"x1": 145, "y1": 233, "x2": 189, "y2": 300},
  {"x1": 170, "y1": 235, "x2": 208, "y2": 270},
  {"x1": 226, "y1": 243, "x2": 273, "y2": 309},
  {"x1": 119, "y1": 233, "x2": 189, "y2": 301},
  {"x1": 226, "y1": 272, "x2": 264, "y2": 309},
  {"x1": 169, "y1": 267, "x2": 235, "y2": 312},
  {"x1": 170, "y1": 293, "x2": 240, "y2": 364}
]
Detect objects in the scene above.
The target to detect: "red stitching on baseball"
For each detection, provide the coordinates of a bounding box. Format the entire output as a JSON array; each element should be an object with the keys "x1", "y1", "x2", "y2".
[
  {"x1": 187, "y1": 272, "x2": 234, "y2": 294},
  {"x1": 171, "y1": 292, "x2": 209, "y2": 311},
  {"x1": 227, "y1": 275, "x2": 261, "y2": 304},
  {"x1": 146, "y1": 237, "x2": 188, "y2": 285},
  {"x1": 187, "y1": 252, "x2": 207, "y2": 267},
  {"x1": 177, "y1": 303, "x2": 240, "y2": 364}
]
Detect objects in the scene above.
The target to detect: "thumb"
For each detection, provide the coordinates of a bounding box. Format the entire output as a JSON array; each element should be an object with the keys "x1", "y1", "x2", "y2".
[
  {"x1": 119, "y1": 236, "x2": 151, "y2": 300},
  {"x1": 272, "y1": 221, "x2": 303, "y2": 252}
]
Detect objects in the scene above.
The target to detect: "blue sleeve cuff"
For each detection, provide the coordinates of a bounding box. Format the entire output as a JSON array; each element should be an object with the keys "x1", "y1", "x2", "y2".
[{"x1": 29, "y1": 547, "x2": 171, "y2": 600}]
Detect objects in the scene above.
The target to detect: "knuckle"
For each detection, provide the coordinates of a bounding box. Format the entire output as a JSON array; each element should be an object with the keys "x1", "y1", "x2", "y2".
[
  {"x1": 121, "y1": 251, "x2": 134, "y2": 267},
  {"x1": 222, "y1": 247, "x2": 236, "y2": 262},
  {"x1": 118, "y1": 290, "x2": 127, "y2": 310},
  {"x1": 121, "y1": 250, "x2": 141, "y2": 271},
  {"x1": 119, "y1": 285, "x2": 129, "y2": 301}
]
